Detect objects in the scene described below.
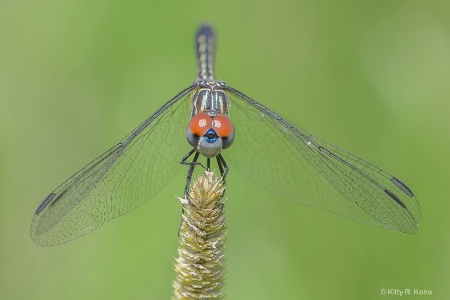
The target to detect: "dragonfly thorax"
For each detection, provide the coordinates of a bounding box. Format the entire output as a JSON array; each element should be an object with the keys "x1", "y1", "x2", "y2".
[{"x1": 190, "y1": 82, "x2": 230, "y2": 117}]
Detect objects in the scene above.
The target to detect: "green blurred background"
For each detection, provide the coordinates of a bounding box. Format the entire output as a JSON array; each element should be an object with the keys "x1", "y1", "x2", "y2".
[{"x1": 1, "y1": 0, "x2": 449, "y2": 299}]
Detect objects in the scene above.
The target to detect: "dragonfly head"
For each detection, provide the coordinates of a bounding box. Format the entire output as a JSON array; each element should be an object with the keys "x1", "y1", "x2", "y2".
[{"x1": 186, "y1": 113, "x2": 235, "y2": 158}]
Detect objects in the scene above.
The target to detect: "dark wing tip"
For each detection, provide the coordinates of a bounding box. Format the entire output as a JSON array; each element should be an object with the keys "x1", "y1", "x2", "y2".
[
  {"x1": 384, "y1": 188, "x2": 420, "y2": 234},
  {"x1": 35, "y1": 192, "x2": 56, "y2": 215},
  {"x1": 391, "y1": 177, "x2": 415, "y2": 197},
  {"x1": 384, "y1": 189, "x2": 406, "y2": 208}
]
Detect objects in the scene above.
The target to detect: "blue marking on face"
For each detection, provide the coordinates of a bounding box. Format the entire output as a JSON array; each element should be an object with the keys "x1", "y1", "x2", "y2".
[{"x1": 205, "y1": 129, "x2": 218, "y2": 143}]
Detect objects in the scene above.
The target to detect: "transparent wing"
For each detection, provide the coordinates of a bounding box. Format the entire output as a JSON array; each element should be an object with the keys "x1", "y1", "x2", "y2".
[
  {"x1": 31, "y1": 85, "x2": 195, "y2": 246},
  {"x1": 226, "y1": 86, "x2": 420, "y2": 234}
]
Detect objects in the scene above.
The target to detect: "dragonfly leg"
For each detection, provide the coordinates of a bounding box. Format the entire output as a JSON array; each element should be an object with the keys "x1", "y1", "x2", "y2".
[
  {"x1": 180, "y1": 149, "x2": 201, "y2": 199},
  {"x1": 216, "y1": 154, "x2": 228, "y2": 197},
  {"x1": 179, "y1": 148, "x2": 196, "y2": 166},
  {"x1": 180, "y1": 148, "x2": 206, "y2": 169},
  {"x1": 217, "y1": 154, "x2": 228, "y2": 180},
  {"x1": 178, "y1": 149, "x2": 202, "y2": 236}
]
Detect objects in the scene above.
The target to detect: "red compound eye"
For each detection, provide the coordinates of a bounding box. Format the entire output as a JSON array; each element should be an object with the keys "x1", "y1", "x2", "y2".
[
  {"x1": 212, "y1": 115, "x2": 234, "y2": 138},
  {"x1": 188, "y1": 113, "x2": 213, "y2": 136}
]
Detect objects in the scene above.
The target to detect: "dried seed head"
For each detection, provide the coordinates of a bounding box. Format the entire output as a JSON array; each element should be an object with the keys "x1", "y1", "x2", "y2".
[{"x1": 173, "y1": 171, "x2": 227, "y2": 300}]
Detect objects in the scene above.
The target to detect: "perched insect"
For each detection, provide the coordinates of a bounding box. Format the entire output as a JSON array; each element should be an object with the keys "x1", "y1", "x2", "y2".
[{"x1": 31, "y1": 24, "x2": 420, "y2": 246}]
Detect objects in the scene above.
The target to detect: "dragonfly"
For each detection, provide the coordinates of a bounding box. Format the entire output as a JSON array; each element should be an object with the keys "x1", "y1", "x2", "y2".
[{"x1": 31, "y1": 24, "x2": 420, "y2": 246}]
